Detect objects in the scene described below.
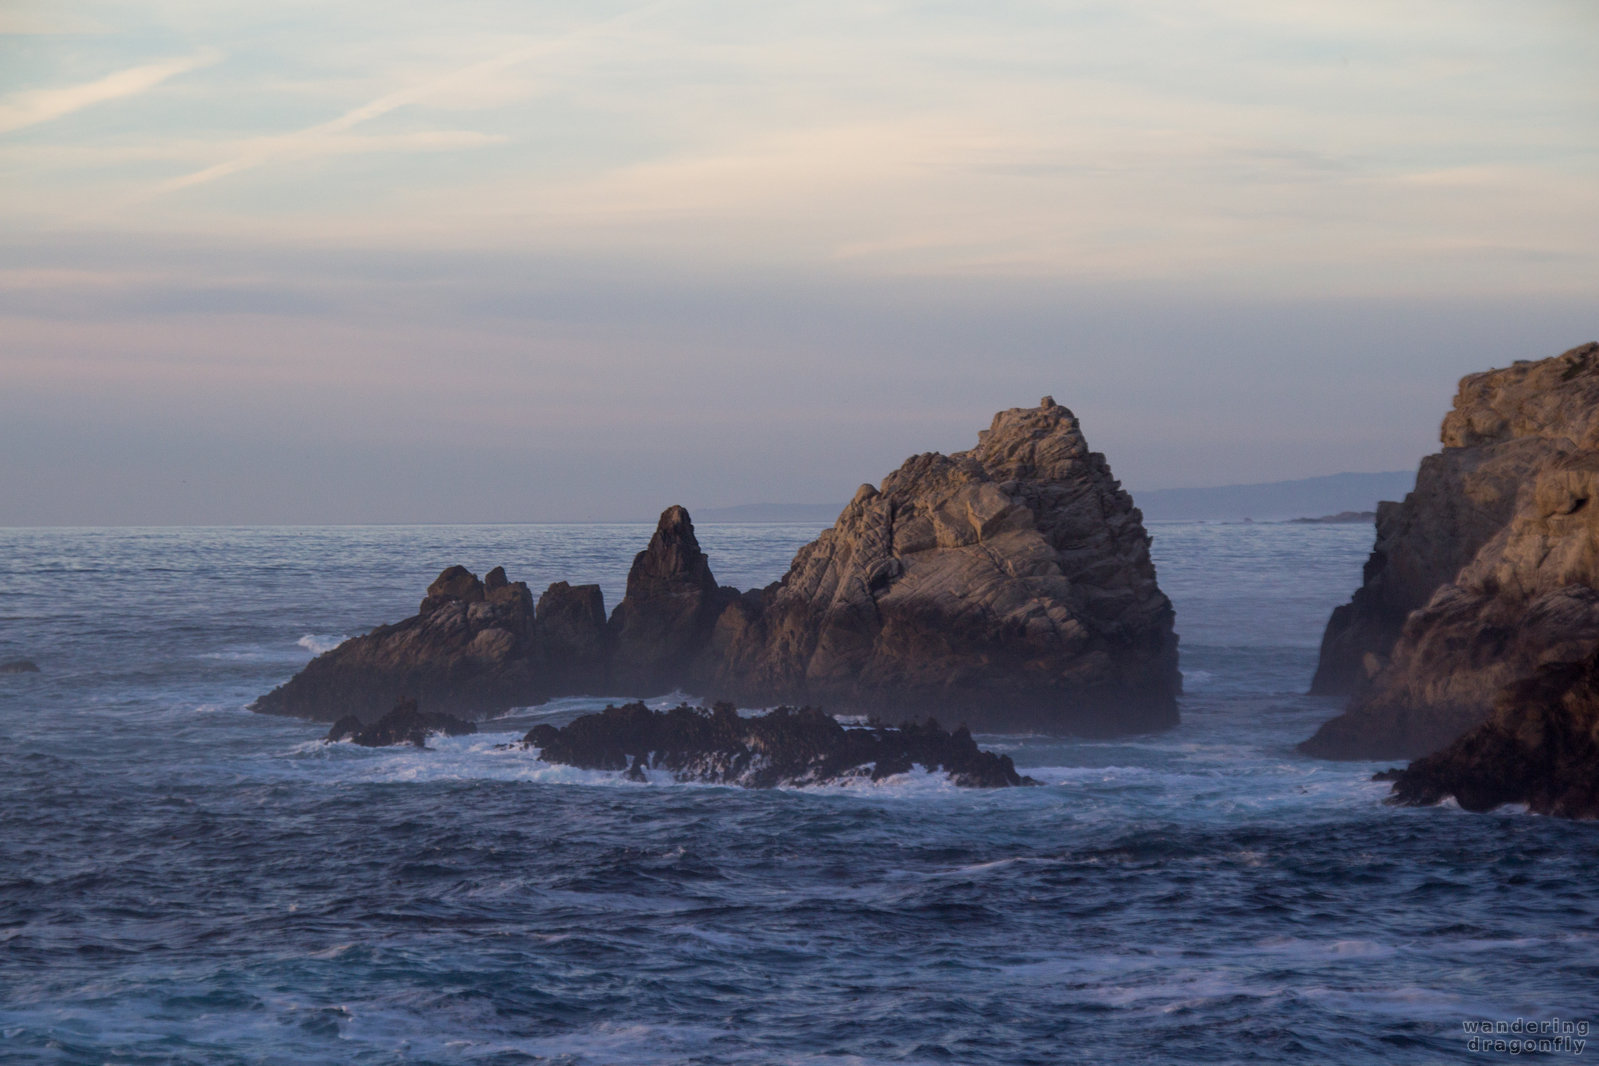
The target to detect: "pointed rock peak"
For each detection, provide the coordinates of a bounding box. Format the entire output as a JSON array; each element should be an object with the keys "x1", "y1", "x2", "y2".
[
  {"x1": 967, "y1": 398, "x2": 1088, "y2": 482},
  {"x1": 484, "y1": 566, "x2": 508, "y2": 593},
  {"x1": 657, "y1": 504, "x2": 695, "y2": 540},
  {"x1": 630, "y1": 505, "x2": 717, "y2": 589}
]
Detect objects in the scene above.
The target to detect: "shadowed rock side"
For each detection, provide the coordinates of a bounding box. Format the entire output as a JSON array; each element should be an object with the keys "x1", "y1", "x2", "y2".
[
  {"x1": 706, "y1": 398, "x2": 1179, "y2": 733},
  {"x1": 1304, "y1": 342, "x2": 1599, "y2": 759},
  {"x1": 608, "y1": 505, "x2": 741, "y2": 695},
  {"x1": 253, "y1": 564, "x2": 607, "y2": 723},
  {"x1": 326, "y1": 699, "x2": 477, "y2": 748},
  {"x1": 253, "y1": 398, "x2": 1178, "y2": 735},
  {"x1": 523, "y1": 702, "x2": 1034, "y2": 788},
  {"x1": 1388, "y1": 646, "x2": 1599, "y2": 819}
]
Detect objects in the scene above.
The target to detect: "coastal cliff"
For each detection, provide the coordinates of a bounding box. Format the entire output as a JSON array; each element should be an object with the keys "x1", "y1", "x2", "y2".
[
  {"x1": 1303, "y1": 342, "x2": 1599, "y2": 759},
  {"x1": 254, "y1": 398, "x2": 1179, "y2": 736}
]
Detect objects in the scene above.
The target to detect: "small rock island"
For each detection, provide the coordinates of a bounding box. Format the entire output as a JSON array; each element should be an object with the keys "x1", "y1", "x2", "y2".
[{"x1": 255, "y1": 398, "x2": 1179, "y2": 736}]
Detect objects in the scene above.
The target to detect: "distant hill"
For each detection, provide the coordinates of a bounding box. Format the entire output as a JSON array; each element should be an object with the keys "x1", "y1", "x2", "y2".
[
  {"x1": 1131, "y1": 471, "x2": 1414, "y2": 522},
  {"x1": 695, "y1": 471, "x2": 1416, "y2": 525}
]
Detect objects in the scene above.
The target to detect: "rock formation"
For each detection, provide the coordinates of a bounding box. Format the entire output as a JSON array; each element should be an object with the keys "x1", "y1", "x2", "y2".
[
  {"x1": 1387, "y1": 646, "x2": 1599, "y2": 818},
  {"x1": 523, "y1": 702, "x2": 1034, "y2": 788},
  {"x1": 705, "y1": 398, "x2": 1179, "y2": 733},
  {"x1": 255, "y1": 397, "x2": 1179, "y2": 735},
  {"x1": 0, "y1": 658, "x2": 39, "y2": 674},
  {"x1": 326, "y1": 698, "x2": 478, "y2": 748},
  {"x1": 1303, "y1": 342, "x2": 1599, "y2": 759}
]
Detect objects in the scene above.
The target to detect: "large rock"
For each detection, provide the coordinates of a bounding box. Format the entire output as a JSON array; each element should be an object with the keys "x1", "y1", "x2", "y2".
[
  {"x1": 253, "y1": 565, "x2": 542, "y2": 722},
  {"x1": 1304, "y1": 342, "x2": 1599, "y2": 759},
  {"x1": 255, "y1": 398, "x2": 1178, "y2": 735},
  {"x1": 1388, "y1": 645, "x2": 1599, "y2": 818},
  {"x1": 522, "y1": 702, "x2": 1034, "y2": 788},
  {"x1": 706, "y1": 397, "x2": 1179, "y2": 733}
]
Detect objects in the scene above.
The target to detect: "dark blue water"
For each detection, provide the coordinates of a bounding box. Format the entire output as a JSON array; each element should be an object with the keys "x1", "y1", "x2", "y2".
[{"x1": 2, "y1": 522, "x2": 1595, "y2": 1064}]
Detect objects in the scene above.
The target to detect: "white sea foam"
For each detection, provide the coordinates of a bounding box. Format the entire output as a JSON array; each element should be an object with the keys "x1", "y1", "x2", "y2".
[
  {"x1": 278, "y1": 731, "x2": 1010, "y2": 799},
  {"x1": 295, "y1": 633, "x2": 347, "y2": 655}
]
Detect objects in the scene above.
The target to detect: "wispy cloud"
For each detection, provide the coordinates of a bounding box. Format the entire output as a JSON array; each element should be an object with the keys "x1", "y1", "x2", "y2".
[
  {"x1": 0, "y1": 50, "x2": 220, "y2": 135},
  {"x1": 152, "y1": 2, "x2": 665, "y2": 196}
]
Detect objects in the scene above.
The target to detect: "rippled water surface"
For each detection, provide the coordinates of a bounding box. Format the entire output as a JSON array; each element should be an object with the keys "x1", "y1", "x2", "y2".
[{"x1": 2, "y1": 522, "x2": 1596, "y2": 1064}]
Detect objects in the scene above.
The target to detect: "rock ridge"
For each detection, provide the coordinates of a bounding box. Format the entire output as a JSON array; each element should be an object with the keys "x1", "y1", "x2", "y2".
[{"x1": 253, "y1": 398, "x2": 1179, "y2": 736}]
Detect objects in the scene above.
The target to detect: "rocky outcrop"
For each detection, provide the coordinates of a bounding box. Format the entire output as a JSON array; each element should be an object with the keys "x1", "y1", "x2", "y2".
[
  {"x1": 1304, "y1": 342, "x2": 1599, "y2": 759},
  {"x1": 523, "y1": 702, "x2": 1034, "y2": 788},
  {"x1": 327, "y1": 699, "x2": 477, "y2": 748},
  {"x1": 705, "y1": 398, "x2": 1179, "y2": 733},
  {"x1": 256, "y1": 398, "x2": 1177, "y2": 735},
  {"x1": 254, "y1": 565, "x2": 545, "y2": 722},
  {"x1": 1388, "y1": 646, "x2": 1599, "y2": 818},
  {"x1": 0, "y1": 659, "x2": 39, "y2": 674}
]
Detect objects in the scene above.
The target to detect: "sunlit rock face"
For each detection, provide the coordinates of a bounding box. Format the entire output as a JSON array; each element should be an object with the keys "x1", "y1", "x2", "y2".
[
  {"x1": 1304, "y1": 342, "x2": 1599, "y2": 760},
  {"x1": 704, "y1": 398, "x2": 1180, "y2": 735}
]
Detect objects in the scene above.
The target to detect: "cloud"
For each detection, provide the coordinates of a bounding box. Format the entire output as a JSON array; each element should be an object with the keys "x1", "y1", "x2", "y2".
[
  {"x1": 0, "y1": 50, "x2": 220, "y2": 135},
  {"x1": 151, "y1": 1, "x2": 666, "y2": 196}
]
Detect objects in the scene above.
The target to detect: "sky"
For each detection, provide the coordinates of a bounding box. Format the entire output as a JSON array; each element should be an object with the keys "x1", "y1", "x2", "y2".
[{"x1": 2, "y1": 0, "x2": 1596, "y2": 524}]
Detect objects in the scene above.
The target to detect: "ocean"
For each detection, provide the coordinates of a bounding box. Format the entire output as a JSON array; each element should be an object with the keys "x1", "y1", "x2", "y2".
[{"x1": 1, "y1": 521, "x2": 1595, "y2": 1064}]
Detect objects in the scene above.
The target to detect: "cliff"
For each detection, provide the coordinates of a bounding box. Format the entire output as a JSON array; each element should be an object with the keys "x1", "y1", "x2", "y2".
[
  {"x1": 254, "y1": 398, "x2": 1179, "y2": 736},
  {"x1": 1303, "y1": 342, "x2": 1599, "y2": 759}
]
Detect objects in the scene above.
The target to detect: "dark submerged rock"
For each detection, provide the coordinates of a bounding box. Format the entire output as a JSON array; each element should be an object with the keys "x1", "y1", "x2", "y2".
[
  {"x1": 522, "y1": 702, "x2": 1035, "y2": 788},
  {"x1": 1387, "y1": 646, "x2": 1599, "y2": 818},
  {"x1": 326, "y1": 699, "x2": 477, "y2": 748},
  {"x1": 0, "y1": 658, "x2": 40, "y2": 674}
]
